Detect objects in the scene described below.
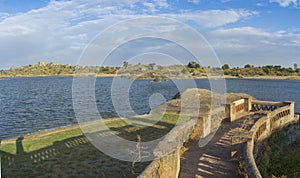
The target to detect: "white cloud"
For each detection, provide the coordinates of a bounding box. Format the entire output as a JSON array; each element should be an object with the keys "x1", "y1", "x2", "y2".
[
  {"x1": 256, "y1": 3, "x2": 264, "y2": 6},
  {"x1": 269, "y1": 0, "x2": 299, "y2": 7},
  {"x1": 0, "y1": 12, "x2": 10, "y2": 21},
  {"x1": 143, "y1": 0, "x2": 169, "y2": 13},
  {"x1": 154, "y1": 0, "x2": 169, "y2": 8},
  {"x1": 0, "y1": 0, "x2": 137, "y2": 67},
  {"x1": 208, "y1": 27, "x2": 300, "y2": 66},
  {"x1": 187, "y1": 0, "x2": 200, "y2": 5},
  {"x1": 213, "y1": 27, "x2": 271, "y2": 37},
  {"x1": 276, "y1": 30, "x2": 287, "y2": 34},
  {"x1": 212, "y1": 27, "x2": 300, "y2": 48},
  {"x1": 170, "y1": 9, "x2": 258, "y2": 27},
  {"x1": 143, "y1": 2, "x2": 156, "y2": 12}
]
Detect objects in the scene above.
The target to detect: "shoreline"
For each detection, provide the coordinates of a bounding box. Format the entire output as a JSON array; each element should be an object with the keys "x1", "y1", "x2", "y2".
[
  {"x1": 0, "y1": 123, "x2": 80, "y2": 144},
  {"x1": 1, "y1": 74, "x2": 300, "y2": 80},
  {"x1": 0, "y1": 73, "x2": 117, "y2": 78},
  {"x1": 0, "y1": 117, "x2": 123, "y2": 144},
  {"x1": 239, "y1": 76, "x2": 300, "y2": 80}
]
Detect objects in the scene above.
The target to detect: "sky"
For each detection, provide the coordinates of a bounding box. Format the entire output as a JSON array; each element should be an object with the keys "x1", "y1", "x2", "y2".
[{"x1": 0, "y1": 0, "x2": 300, "y2": 69}]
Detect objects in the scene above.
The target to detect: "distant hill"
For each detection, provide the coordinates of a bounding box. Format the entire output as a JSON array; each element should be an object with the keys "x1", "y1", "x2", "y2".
[
  {"x1": 0, "y1": 61, "x2": 118, "y2": 77},
  {"x1": 223, "y1": 64, "x2": 300, "y2": 78},
  {"x1": 1, "y1": 61, "x2": 299, "y2": 79}
]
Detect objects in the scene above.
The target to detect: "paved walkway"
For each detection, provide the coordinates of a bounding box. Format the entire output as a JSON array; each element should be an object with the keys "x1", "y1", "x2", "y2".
[{"x1": 179, "y1": 113, "x2": 255, "y2": 178}]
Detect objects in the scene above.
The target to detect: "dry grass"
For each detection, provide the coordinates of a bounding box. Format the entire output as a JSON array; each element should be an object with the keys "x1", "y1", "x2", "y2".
[{"x1": 0, "y1": 114, "x2": 186, "y2": 177}]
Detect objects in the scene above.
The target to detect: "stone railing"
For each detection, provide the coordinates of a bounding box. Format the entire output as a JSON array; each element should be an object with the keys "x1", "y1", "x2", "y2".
[
  {"x1": 139, "y1": 97, "x2": 297, "y2": 178},
  {"x1": 226, "y1": 97, "x2": 252, "y2": 122},
  {"x1": 138, "y1": 107, "x2": 226, "y2": 178},
  {"x1": 244, "y1": 101, "x2": 297, "y2": 178},
  {"x1": 251, "y1": 100, "x2": 286, "y2": 112}
]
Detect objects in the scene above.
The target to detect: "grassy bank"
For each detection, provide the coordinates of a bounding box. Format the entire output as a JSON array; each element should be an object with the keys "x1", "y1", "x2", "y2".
[
  {"x1": 0, "y1": 114, "x2": 186, "y2": 177},
  {"x1": 257, "y1": 125, "x2": 300, "y2": 177}
]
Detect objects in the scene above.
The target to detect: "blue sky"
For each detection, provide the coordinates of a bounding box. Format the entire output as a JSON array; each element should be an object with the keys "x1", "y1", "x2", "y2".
[{"x1": 0, "y1": 0, "x2": 300, "y2": 69}]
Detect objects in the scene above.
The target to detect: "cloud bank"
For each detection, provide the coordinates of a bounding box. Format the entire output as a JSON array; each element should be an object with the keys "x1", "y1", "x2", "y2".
[
  {"x1": 0, "y1": 0, "x2": 299, "y2": 69},
  {"x1": 269, "y1": 0, "x2": 299, "y2": 7}
]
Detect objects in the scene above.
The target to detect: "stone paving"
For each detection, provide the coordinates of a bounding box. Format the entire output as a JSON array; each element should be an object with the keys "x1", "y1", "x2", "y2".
[{"x1": 179, "y1": 113, "x2": 259, "y2": 178}]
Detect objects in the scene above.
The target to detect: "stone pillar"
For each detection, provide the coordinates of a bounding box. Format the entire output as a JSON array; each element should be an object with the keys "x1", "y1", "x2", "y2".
[
  {"x1": 265, "y1": 115, "x2": 271, "y2": 136},
  {"x1": 244, "y1": 97, "x2": 253, "y2": 112},
  {"x1": 224, "y1": 104, "x2": 231, "y2": 119},
  {"x1": 202, "y1": 115, "x2": 211, "y2": 137},
  {"x1": 284, "y1": 101, "x2": 295, "y2": 119},
  {"x1": 230, "y1": 103, "x2": 236, "y2": 122}
]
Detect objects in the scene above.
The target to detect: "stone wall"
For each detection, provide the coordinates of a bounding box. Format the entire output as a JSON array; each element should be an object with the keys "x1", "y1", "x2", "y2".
[
  {"x1": 138, "y1": 119, "x2": 197, "y2": 178},
  {"x1": 139, "y1": 107, "x2": 226, "y2": 178},
  {"x1": 138, "y1": 149, "x2": 180, "y2": 178}
]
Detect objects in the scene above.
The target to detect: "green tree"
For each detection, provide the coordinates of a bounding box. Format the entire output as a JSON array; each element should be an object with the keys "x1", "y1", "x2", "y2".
[
  {"x1": 123, "y1": 61, "x2": 129, "y2": 68},
  {"x1": 294, "y1": 63, "x2": 298, "y2": 71},
  {"x1": 244, "y1": 64, "x2": 251, "y2": 68},
  {"x1": 187, "y1": 61, "x2": 200, "y2": 68},
  {"x1": 222, "y1": 64, "x2": 230, "y2": 70}
]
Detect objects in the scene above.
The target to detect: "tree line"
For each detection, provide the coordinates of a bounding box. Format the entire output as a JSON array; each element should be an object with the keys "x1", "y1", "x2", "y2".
[{"x1": 0, "y1": 61, "x2": 299, "y2": 78}]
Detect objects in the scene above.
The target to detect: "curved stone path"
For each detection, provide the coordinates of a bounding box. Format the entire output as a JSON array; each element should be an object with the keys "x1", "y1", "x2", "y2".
[{"x1": 179, "y1": 113, "x2": 254, "y2": 178}]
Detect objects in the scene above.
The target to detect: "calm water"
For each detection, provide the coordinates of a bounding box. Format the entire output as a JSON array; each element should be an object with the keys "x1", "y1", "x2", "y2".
[{"x1": 0, "y1": 77, "x2": 299, "y2": 139}]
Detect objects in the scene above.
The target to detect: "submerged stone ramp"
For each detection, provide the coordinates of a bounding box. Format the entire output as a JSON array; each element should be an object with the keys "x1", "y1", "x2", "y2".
[{"x1": 179, "y1": 116, "x2": 247, "y2": 178}]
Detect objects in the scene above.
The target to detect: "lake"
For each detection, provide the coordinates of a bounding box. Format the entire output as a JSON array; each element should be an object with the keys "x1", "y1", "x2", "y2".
[{"x1": 0, "y1": 77, "x2": 299, "y2": 139}]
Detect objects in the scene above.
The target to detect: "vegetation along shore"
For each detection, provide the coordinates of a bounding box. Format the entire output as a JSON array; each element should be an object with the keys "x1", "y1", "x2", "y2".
[{"x1": 1, "y1": 61, "x2": 299, "y2": 80}]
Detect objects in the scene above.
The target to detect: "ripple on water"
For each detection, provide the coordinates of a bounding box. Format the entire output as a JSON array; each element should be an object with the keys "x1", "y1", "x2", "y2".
[{"x1": 0, "y1": 77, "x2": 299, "y2": 139}]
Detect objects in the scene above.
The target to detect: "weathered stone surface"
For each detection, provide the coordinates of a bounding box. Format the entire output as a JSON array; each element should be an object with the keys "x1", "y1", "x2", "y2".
[
  {"x1": 231, "y1": 131, "x2": 252, "y2": 145},
  {"x1": 139, "y1": 148, "x2": 180, "y2": 178},
  {"x1": 140, "y1": 88, "x2": 297, "y2": 178},
  {"x1": 151, "y1": 88, "x2": 250, "y2": 117},
  {"x1": 153, "y1": 119, "x2": 197, "y2": 158}
]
